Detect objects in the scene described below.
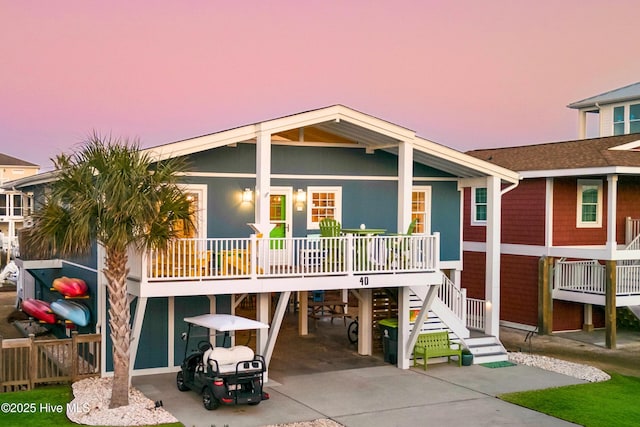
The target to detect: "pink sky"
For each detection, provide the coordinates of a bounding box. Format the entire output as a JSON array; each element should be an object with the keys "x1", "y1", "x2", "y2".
[{"x1": 2, "y1": 1, "x2": 640, "y2": 171}]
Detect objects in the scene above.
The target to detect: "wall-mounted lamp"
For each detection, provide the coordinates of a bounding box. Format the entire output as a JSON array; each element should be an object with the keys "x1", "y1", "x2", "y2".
[
  {"x1": 242, "y1": 188, "x2": 253, "y2": 203},
  {"x1": 295, "y1": 188, "x2": 306, "y2": 211}
]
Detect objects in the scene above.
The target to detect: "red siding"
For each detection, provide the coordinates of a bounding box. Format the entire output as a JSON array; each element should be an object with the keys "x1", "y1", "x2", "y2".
[
  {"x1": 461, "y1": 251, "x2": 486, "y2": 299},
  {"x1": 462, "y1": 188, "x2": 486, "y2": 243},
  {"x1": 617, "y1": 176, "x2": 640, "y2": 244},
  {"x1": 553, "y1": 177, "x2": 607, "y2": 246},
  {"x1": 502, "y1": 179, "x2": 546, "y2": 245},
  {"x1": 499, "y1": 255, "x2": 539, "y2": 326},
  {"x1": 552, "y1": 301, "x2": 605, "y2": 331}
]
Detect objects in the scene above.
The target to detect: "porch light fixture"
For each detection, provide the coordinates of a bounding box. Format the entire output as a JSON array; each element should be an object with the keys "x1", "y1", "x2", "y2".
[
  {"x1": 242, "y1": 188, "x2": 253, "y2": 203},
  {"x1": 295, "y1": 188, "x2": 306, "y2": 211}
]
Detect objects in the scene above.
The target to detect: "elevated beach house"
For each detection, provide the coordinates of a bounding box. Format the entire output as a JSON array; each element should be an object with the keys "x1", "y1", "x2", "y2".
[
  {"x1": 465, "y1": 83, "x2": 640, "y2": 348},
  {"x1": 7, "y1": 105, "x2": 519, "y2": 376}
]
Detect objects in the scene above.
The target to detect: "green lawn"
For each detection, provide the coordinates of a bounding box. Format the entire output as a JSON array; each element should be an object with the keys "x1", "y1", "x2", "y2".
[
  {"x1": 0, "y1": 385, "x2": 183, "y2": 427},
  {"x1": 500, "y1": 373, "x2": 640, "y2": 427}
]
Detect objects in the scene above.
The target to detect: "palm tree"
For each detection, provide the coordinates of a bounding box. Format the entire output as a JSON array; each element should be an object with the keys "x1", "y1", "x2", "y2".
[{"x1": 30, "y1": 134, "x2": 193, "y2": 408}]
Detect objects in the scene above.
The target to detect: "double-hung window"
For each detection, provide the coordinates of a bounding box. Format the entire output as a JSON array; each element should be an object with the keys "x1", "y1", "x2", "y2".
[
  {"x1": 576, "y1": 179, "x2": 602, "y2": 228},
  {"x1": 307, "y1": 186, "x2": 342, "y2": 229},
  {"x1": 613, "y1": 106, "x2": 625, "y2": 135},
  {"x1": 612, "y1": 103, "x2": 640, "y2": 135},
  {"x1": 471, "y1": 187, "x2": 487, "y2": 225}
]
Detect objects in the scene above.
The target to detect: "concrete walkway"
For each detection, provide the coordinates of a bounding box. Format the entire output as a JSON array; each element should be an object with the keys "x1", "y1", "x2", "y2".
[{"x1": 134, "y1": 362, "x2": 585, "y2": 427}]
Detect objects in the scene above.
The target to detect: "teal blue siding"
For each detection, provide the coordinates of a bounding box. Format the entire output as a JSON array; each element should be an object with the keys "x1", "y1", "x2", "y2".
[
  {"x1": 174, "y1": 296, "x2": 211, "y2": 363},
  {"x1": 430, "y1": 181, "x2": 461, "y2": 261},
  {"x1": 133, "y1": 298, "x2": 169, "y2": 369}
]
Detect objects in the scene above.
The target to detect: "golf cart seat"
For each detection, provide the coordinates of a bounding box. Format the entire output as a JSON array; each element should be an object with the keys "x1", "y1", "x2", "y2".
[{"x1": 203, "y1": 345, "x2": 257, "y2": 373}]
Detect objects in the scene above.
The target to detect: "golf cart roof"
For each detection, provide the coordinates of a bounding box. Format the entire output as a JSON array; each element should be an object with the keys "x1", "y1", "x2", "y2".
[{"x1": 184, "y1": 314, "x2": 269, "y2": 331}]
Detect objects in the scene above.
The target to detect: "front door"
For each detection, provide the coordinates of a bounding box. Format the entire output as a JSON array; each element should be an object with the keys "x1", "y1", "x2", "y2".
[{"x1": 269, "y1": 187, "x2": 293, "y2": 266}]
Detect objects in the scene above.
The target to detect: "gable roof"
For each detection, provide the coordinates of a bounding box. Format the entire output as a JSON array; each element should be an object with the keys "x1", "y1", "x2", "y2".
[
  {"x1": 0, "y1": 153, "x2": 38, "y2": 167},
  {"x1": 143, "y1": 104, "x2": 519, "y2": 183},
  {"x1": 466, "y1": 133, "x2": 640, "y2": 178},
  {"x1": 568, "y1": 82, "x2": 640, "y2": 110}
]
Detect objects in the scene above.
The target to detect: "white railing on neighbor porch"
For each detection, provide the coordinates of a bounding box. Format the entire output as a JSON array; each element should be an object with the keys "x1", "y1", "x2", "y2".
[
  {"x1": 466, "y1": 298, "x2": 485, "y2": 331},
  {"x1": 616, "y1": 265, "x2": 640, "y2": 295},
  {"x1": 554, "y1": 259, "x2": 606, "y2": 294},
  {"x1": 145, "y1": 233, "x2": 439, "y2": 280},
  {"x1": 554, "y1": 258, "x2": 640, "y2": 297},
  {"x1": 625, "y1": 217, "x2": 640, "y2": 250}
]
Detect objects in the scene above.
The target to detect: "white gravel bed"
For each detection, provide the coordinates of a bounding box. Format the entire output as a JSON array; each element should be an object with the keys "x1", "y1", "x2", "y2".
[
  {"x1": 67, "y1": 377, "x2": 179, "y2": 426},
  {"x1": 508, "y1": 352, "x2": 611, "y2": 383}
]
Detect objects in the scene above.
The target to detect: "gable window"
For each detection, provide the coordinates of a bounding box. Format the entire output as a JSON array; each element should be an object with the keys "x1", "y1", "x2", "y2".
[
  {"x1": 471, "y1": 187, "x2": 487, "y2": 225},
  {"x1": 576, "y1": 179, "x2": 602, "y2": 228},
  {"x1": 613, "y1": 106, "x2": 625, "y2": 135},
  {"x1": 612, "y1": 103, "x2": 640, "y2": 135},
  {"x1": 630, "y1": 104, "x2": 640, "y2": 133},
  {"x1": 412, "y1": 187, "x2": 431, "y2": 234},
  {"x1": 307, "y1": 186, "x2": 342, "y2": 229}
]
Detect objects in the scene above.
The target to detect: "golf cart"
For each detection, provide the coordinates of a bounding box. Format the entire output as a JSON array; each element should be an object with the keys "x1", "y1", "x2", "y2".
[{"x1": 176, "y1": 314, "x2": 270, "y2": 410}]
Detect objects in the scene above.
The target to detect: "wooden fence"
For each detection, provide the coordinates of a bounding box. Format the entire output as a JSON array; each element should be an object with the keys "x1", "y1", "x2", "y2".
[{"x1": 0, "y1": 332, "x2": 101, "y2": 392}]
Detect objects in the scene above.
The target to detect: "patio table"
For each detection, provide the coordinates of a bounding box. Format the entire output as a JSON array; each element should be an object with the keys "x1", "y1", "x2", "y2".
[{"x1": 341, "y1": 229, "x2": 387, "y2": 268}]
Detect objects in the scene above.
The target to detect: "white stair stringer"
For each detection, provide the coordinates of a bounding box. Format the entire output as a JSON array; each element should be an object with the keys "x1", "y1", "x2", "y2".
[{"x1": 628, "y1": 305, "x2": 640, "y2": 321}]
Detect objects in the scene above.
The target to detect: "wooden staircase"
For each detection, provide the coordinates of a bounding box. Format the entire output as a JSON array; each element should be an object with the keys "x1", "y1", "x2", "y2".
[{"x1": 461, "y1": 333, "x2": 509, "y2": 364}]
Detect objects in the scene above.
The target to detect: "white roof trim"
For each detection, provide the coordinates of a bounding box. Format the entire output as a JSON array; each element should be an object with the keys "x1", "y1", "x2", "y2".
[
  {"x1": 521, "y1": 166, "x2": 640, "y2": 178},
  {"x1": 609, "y1": 139, "x2": 640, "y2": 151}
]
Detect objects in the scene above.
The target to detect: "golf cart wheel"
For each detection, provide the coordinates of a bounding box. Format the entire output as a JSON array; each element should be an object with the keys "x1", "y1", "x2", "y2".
[
  {"x1": 347, "y1": 319, "x2": 358, "y2": 344},
  {"x1": 176, "y1": 371, "x2": 189, "y2": 392},
  {"x1": 202, "y1": 386, "x2": 220, "y2": 410}
]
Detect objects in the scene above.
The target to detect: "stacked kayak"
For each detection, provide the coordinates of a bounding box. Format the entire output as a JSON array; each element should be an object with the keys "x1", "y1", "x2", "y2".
[
  {"x1": 22, "y1": 299, "x2": 57, "y2": 324},
  {"x1": 52, "y1": 277, "x2": 88, "y2": 297},
  {"x1": 50, "y1": 299, "x2": 91, "y2": 327},
  {"x1": 21, "y1": 277, "x2": 91, "y2": 327}
]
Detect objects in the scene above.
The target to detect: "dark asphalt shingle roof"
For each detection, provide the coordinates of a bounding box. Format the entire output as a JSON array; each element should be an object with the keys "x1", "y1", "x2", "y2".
[
  {"x1": 0, "y1": 153, "x2": 38, "y2": 167},
  {"x1": 466, "y1": 133, "x2": 640, "y2": 172}
]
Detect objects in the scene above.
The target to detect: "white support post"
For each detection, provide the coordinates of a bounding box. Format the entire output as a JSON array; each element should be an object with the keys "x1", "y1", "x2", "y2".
[
  {"x1": 263, "y1": 291, "x2": 291, "y2": 366},
  {"x1": 398, "y1": 139, "x2": 414, "y2": 233},
  {"x1": 485, "y1": 176, "x2": 501, "y2": 338},
  {"x1": 607, "y1": 175, "x2": 618, "y2": 256},
  {"x1": 397, "y1": 286, "x2": 411, "y2": 369},
  {"x1": 358, "y1": 288, "x2": 372, "y2": 356},
  {"x1": 256, "y1": 293, "x2": 270, "y2": 356},
  {"x1": 299, "y1": 290, "x2": 308, "y2": 336},
  {"x1": 129, "y1": 296, "x2": 148, "y2": 382}
]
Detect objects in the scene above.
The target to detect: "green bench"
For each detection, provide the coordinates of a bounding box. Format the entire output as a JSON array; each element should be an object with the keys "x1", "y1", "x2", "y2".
[{"x1": 412, "y1": 331, "x2": 462, "y2": 370}]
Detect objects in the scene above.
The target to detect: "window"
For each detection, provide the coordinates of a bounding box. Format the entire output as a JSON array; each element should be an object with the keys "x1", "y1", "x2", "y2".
[
  {"x1": 613, "y1": 106, "x2": 625, "y2": 135},
  {"x1": 471, "y1": 187, "x2": 487, "y2": 225},
  {"x1": 630, "y1": 104, "x2": 640, "y2": 133},
  {"x1": 412, "y1": 187, "x2": 431, "y2": 234},
  {"x1": 0, "y1": 194, "x2": 6, "y2": 216},
  {"x1": 307, "y1": 186, "x2": 342, "y2": 229},
  {"x1": 576, "y1": 179, "x2": 602, "y2": 228}
]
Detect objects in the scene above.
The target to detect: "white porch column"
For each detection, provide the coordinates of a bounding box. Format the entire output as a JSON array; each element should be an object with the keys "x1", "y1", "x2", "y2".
[
  {"x1": 358, "y1": 289, "x2": 372, "y2": 356},
  {"x1": 607, "y1": 175, "x2": 618, "y2": 256},
  {"x1": 254, "y1": 129, "x2": 272, "y2": 233},
  {"x1": 397, "y1": 139, "x2": 413, "y2": 233},
  {"x1": 397, "y1": 286, "x2": 411, "y2": 369},
  {"x1": 578, "y1": 110, "x2": 587, "y2": 140},
  {"x1": 485, "y1": 176, "x2": 501, "y2": 337}
]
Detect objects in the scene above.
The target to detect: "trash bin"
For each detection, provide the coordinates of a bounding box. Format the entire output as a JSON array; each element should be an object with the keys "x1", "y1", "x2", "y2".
[{"x1": 379, "y1": 318, "x2": 398, "y2": 364}]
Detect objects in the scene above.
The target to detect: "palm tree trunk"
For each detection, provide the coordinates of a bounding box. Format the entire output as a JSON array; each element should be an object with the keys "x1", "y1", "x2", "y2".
[{"x1": 104, "y1": 248, "x2": 131, "y2": 408}]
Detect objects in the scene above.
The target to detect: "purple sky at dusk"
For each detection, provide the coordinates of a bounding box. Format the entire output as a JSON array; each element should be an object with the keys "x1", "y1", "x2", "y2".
[{"x1": 2, "y1": 1, "x2": 640, "y2": 171}]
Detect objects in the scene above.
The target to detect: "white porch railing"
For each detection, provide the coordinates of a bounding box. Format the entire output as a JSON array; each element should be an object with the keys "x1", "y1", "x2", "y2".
[
  {"x1": 438, "y1": 274, "x2": 466, "y2": 325},
  {"x1": 616, "y1": 265, "x2": 640, "y2": 295},
  {"x1": 625, "y1": 217, "x2": 640, "y2": 250},
  {"x1": 144, "y1": 233, "x2": 439, "y2": 281},
  {"x1": 554, "y1": 259, "x2": 606, "y2": 294},
  {"x1": 554, "y1": 258, "x2": 640, "y2": 297},
  {"x1": 466, "y1": 297, "x2": 485, "y2": 331}
]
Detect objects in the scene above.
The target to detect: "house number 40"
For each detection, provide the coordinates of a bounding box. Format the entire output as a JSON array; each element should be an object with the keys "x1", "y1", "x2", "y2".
[{"x1": 359, "y1": 276, "x2": 369, "y2": 286}]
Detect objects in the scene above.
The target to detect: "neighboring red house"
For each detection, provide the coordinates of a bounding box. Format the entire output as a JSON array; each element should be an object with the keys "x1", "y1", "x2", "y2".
[{"x1": 462, "y1": 83, "x2": 640, "y2": 348}]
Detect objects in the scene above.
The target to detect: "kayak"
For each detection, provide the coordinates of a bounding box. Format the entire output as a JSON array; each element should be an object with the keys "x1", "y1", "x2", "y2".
[
  {"x1": 52, "y1": 277, "x2": 88, "y2": 297},
  {"x1": 50, "y1": 299, "x2": 90, "y2": 327},
  {"x1": 22, "y1": 298, "x2": 57, "y2": 324}
]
